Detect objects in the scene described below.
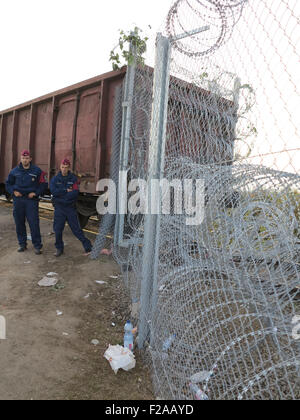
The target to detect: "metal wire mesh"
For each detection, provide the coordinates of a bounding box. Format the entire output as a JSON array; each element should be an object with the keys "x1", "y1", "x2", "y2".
[
  {"x1": 91, "y1": 85, "x2": 123, "y2": 259},
  {"x1": 149, "y1": 162, "x2": 300, "y2": 400},
  {"x1": 95, "y1": 0, "x2": 300, "y2": 400},
  {"x1": 165, "y1": 0, "x2": 299, "y2": 172}
]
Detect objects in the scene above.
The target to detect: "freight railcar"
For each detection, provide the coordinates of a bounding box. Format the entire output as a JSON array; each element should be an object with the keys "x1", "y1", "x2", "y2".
[
  {"x1": 0, "y1": 67, "x2": 237, "y2": 227},
  {"x1": 0, "y1": 68, "x2": 127, "y2": 226}
]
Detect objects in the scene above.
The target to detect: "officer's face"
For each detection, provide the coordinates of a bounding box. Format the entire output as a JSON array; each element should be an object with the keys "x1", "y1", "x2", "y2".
[
  {"x1": 60, "y1": 164, "x2": 70, "y2": 176},
  {"x1": 21, "y1": 155, "x2": 32, "y2": 168}
]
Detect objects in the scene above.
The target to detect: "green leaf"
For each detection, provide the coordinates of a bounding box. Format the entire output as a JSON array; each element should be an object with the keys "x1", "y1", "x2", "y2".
[
  {"x1": 240, "y1": 84, "x2": 254, "y2": 93},
  {"x1": 109, "y1": 26, "x2": 150, "y2": 70}
]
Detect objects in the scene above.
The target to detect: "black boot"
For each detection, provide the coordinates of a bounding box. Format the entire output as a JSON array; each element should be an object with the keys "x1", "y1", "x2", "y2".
[
  {"x1": 18, "y1": 245, "x2": 27, "y2": 252},
  {"x1": 55, "y1": 249, "x2": 64, "y2": 257}
]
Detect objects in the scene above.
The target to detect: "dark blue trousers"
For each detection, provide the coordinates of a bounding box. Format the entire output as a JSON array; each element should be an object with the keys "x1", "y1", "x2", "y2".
[
  {"x1": 13, "y1": 197, "x2": 42, "y2": 249},
  {"x1": 54, "y1": 205, "x2": 92, "y2": 252}
]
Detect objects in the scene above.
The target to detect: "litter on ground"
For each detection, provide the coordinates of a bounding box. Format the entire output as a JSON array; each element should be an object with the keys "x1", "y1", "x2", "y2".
[
  {"x1": 104, "y1": 345, "x2": 136, "y2": 374},
  {"x1": 38, "y1": 277, "x2": 58, "y2": 287}
]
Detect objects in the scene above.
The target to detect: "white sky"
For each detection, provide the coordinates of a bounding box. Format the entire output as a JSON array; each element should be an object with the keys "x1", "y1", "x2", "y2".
[{"x1": 0, "y1": 0, "x2": 172, "y2": 111}]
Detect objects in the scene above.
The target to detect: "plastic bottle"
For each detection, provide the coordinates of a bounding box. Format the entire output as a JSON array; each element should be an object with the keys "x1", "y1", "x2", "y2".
[
  {"x1": 162, "y1": 334, "x2": 176, "y2": 352},
  {"x1": 124, "y1": 321, "x2": 134, "y2": 351},
  {"x1": 189, "y1": 383, "x2": 209, "y2": 401}
]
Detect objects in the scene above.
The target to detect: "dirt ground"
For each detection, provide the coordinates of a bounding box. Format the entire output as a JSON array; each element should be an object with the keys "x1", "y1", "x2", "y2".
[{"x1": 0, "y1": 202, "x2": 154, "y2": 400}]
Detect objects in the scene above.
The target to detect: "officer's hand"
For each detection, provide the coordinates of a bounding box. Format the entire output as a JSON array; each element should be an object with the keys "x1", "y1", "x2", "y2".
[
  {"x1": 28, "y1": 192, "x2": 36, "y2": 199},
  {"x1": 67, "y1": 188, "x2": 73, "y2": 193},
  {"x1": 14, "y1": 191, "x2": 22, "y2": 197}
]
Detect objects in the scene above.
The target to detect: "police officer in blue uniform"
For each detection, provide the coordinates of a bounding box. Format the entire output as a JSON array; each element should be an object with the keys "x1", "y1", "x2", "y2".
[
  {"x1": 50, "y1": 159, "x2": 92, "y2": 257},
  {"x1": 5, "y1": 150, "x2": 48, "y2": 254}
]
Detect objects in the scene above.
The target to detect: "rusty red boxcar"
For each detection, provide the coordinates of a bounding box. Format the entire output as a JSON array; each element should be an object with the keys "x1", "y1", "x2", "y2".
[
  {"x1": 0, "y1": 68, "x2": 127, "y2": 225},
  {"x1": 0, "y1": 67, "x2": 237, "y2": 227}
]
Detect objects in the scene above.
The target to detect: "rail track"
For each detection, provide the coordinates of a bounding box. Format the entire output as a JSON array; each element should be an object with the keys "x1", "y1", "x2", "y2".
[{"x1": 0, "y1": 196, "x2": 101, "y2": 236}]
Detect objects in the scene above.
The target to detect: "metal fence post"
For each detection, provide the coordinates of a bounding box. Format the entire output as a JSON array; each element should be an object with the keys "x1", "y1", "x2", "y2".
[
  {"x1": 138, "y1": 34, "x2": 172, "y2": 349},
  {"x1": 114, "y1": 44, "x2": 137, "y2": 249}
]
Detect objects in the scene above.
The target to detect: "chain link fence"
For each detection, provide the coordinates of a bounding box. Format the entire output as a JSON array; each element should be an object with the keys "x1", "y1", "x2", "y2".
[{"x1": 93, "y1": 0, "x2": 300, "y2": 400}]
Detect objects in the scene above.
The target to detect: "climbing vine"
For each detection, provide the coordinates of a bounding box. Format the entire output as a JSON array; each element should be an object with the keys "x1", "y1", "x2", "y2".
[{"x1": 109, "y1": 26, "x2": 150, "y2": 71}]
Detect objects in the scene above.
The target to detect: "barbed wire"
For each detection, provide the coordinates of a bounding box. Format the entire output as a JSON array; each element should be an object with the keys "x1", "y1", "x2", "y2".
[{"x1": 94, "y1": 0, "x2": 300, "y2": 400}]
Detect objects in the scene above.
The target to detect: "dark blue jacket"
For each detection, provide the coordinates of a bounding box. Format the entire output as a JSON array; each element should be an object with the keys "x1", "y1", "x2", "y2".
[
  {"x1": 6, "y1": 163, "x2": 48, "y2": 198},
  {"x1": 50, "y1": 171, "x2": 80, "y2": 207}
]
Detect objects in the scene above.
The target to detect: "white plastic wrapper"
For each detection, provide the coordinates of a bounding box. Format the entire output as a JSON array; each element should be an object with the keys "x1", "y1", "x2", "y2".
[
  {"x1": 104, "y1": 345, "x2": 136, "y2": 374},
  {"x1": 38, "y1": 277, "x2": 58, "y2": 287}
]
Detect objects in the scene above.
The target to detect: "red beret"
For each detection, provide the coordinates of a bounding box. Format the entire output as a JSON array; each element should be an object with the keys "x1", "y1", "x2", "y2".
[
  {"x1": 21, "y1": 150, "x2": 30, "y2": 157},
  {"x1": 61, "y1": 158, "x2": 71, "y2": 166}
]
